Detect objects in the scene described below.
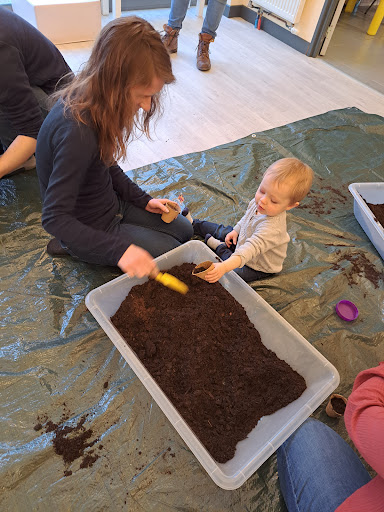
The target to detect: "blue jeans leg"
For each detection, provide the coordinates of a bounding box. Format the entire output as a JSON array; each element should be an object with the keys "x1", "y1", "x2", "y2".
[
  {"x1": 168, "y1": 0, "x2": 190, "y2": 29},
  {"x1": 277, "y1": 418, "x2": 371, "y2": 512},
  {"x1": 64, "y1": 202, "x2": 193, "y2": 265},
  {"x1": 201, "y1": 0, "x2": 227, "y2": 38},
  {"x1": 0, "y1": 86, "x2": 49, "y2": 150},
  {"x1": 168, "y1": 0, "x2": 226, "y2": 38},
  {"x1": 192, "y1": 218, "x2": 233, "y2": 241},
  {"x1": 117, "y1": 202, "x2": 194, "y2": 258}
]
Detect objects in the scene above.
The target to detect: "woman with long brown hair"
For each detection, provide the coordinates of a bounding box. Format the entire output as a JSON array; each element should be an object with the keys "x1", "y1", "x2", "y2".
[{"x1": 36, "y1": 16, "x2": 193, "y2": 277}]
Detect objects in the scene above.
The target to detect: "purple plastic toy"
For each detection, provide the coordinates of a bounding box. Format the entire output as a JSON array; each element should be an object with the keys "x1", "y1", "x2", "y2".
[{"x1": 335, "y1": 300, "x2": 359, "y2": 321}]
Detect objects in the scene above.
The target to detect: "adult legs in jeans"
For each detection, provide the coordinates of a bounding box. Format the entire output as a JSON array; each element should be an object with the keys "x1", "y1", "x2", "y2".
[
  {"x1": 168, "y1": 0, "x2": 226, "y2": 38},
  {"x1": 57, "y1": 203, "x2": 193, "y2": 264},
  {"x1": 118, "y1": 202, "x2": 194, "y2": 258},
  {"x1": 202, "y1": 0, "x2": 227, "y2": 38},
  {"x1": 0, "y1": 86, "x2": 49, "y2": 150},
  {"x1": 277, "y1": 418, "x2": 371, "y2": 512}
]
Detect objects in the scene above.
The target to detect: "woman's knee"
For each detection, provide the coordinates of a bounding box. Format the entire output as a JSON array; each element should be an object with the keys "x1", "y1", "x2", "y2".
[{"x1": 170, "y1": 215, "x2": 194, "y2": 242}]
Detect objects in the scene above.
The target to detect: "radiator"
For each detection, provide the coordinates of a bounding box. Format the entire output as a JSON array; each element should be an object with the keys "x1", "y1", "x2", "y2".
[{"x1": 249, "y1": 0, "x2": 307, "y2": 24}]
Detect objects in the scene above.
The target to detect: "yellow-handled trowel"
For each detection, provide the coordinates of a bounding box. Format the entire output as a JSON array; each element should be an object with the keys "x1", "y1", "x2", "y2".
[{"x1": 154, "y1": 272, "x2": 188, "y2": 295}]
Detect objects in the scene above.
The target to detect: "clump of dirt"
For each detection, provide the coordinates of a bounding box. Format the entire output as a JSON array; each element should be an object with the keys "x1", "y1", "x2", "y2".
[
  {"x1": 34, "y1": 405, "x2": 101, "y2": 475},
  {"x1": 331, "y1": 250, "x2": 382, "y2": 289},
  {"x1": 111, "y1": 263, "x2": 307, "y2": 464}
]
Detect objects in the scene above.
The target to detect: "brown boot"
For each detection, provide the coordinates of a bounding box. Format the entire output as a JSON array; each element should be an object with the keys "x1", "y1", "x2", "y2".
[
  {"x1": 161, "y1": 24, "x2": 180, "y2": 54},
  {"x1": 196, "y1": 33, "x2": 214, "y2": 71}
]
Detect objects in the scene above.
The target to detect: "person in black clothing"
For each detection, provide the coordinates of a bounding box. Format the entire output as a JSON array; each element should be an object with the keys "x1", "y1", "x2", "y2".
[
  {"x1": 0, "y1": 8, "x2": 72, "y2": 178},
  {"x1": 36, "y1": 16, "x2": 193, "y2": 278}
]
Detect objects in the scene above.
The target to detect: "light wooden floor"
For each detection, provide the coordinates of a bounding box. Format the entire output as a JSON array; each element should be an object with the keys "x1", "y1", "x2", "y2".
[{"x1": 57, "y1": 8, "x2": 384, "y2": 173}]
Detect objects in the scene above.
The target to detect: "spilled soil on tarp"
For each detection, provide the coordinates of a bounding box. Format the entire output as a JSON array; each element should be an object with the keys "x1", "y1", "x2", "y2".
[
  {"x1": 331, "y1": 250, "x2": 382, "y2": 289},
  {"x1": 111, "y1": 263, "x2": 307, "y2": 464},
  {"x1": 34, "y1": 404, "x2": 101, "y2": 476}
]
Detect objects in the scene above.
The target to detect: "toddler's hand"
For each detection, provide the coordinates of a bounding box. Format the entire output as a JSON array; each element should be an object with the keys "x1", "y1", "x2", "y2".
[
  {"x1": 225, "y1": 230, "x2": 238, "y2": 247},
  {"x1": 204, "y1": 263, "x2": 227, "y2": 283}
]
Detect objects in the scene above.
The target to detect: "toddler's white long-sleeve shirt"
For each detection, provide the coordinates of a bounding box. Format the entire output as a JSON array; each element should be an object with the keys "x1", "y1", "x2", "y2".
[{"x1": 233, "y1": 199, "x2": 290, "y2": 273}]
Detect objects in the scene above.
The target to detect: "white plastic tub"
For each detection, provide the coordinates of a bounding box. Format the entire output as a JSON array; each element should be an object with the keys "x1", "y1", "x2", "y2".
[
  {"x1": 85, "y1": 240, "x2": 339, "y2": 490},
  {"x1": 348, "y1": 182, "x2": 384, "y2": 260}
]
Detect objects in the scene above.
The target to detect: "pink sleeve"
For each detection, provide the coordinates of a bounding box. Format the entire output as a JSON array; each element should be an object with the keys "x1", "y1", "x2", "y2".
[
  {"x1": 344, "y1": 363, "x2": 384, "y2": 478},
  {"x1": 336, "y1": 362, "x2": 384, "y2": 512}
]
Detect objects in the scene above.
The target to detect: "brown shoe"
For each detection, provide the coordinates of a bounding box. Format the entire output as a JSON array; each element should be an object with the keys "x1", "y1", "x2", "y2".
[
  {"x1": 196, "y1": 33, "x2": 214, "y2": 71},
  {"x1": 161, "y1": 24, "x2": 180, "y2": 54}
]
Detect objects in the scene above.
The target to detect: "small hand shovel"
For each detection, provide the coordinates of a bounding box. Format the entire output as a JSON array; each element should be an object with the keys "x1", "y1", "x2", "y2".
[{"x1": 154, "y1": 272, "x2": 189, "y2": 295}]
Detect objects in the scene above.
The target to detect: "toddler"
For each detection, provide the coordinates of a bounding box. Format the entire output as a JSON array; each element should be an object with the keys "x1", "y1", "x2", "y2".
[{"x1": 191, "y1": 157, "x2": 314, "y2": 283}]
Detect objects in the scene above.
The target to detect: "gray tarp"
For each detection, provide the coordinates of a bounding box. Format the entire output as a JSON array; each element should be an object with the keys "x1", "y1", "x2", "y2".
[{"x1": 1, "y1": 107, "x2": 383, "y2": 511}]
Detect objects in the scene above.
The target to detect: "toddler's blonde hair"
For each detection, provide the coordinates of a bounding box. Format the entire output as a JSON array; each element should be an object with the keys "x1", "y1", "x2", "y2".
[{"x1": 264, "y1": 158, "x2": 314, "y2": 203}]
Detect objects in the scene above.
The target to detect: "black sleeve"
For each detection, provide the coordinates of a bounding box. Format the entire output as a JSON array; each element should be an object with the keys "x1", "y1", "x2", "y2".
[
  {"x1": 109, "y1": 165, "x2": 152, "y2": 208},
  {"x1": 0, "y1": 43, "x2": 44, "y2": 139},
  {"x1": 41, "y1": 124, "x2": 130, "y2": 265}
]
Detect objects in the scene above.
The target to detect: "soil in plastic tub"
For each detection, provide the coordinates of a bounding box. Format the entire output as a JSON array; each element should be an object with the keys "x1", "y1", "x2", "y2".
[
  {"x1": 111, "y1": 263, "x2": 307, "y2": 464},
  {"x1": 367, "y1": 202, "x2": 384, "y2": 229}
]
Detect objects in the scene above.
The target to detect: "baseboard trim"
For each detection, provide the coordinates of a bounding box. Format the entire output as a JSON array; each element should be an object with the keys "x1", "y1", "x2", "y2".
[{"x1": 225, "y1": 5, "x2": 311, "y2": 56}]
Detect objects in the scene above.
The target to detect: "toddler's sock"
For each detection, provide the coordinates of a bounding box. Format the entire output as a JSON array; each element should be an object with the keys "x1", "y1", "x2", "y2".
[
  {"x1": 204, "y1": 234, "x2": 222, "y2": 250},
  {"x1": 181, "y1": 207, "x2": 193, "y2": 223}
]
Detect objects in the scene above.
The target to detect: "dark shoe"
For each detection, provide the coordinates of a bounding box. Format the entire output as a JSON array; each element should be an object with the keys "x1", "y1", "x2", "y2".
[
  {"x1": 181, "y1": 207, "x2": 193, "y2": 223},
  {"x1": 161, "y1": 24, "x2": 180, "y2": 53},
  {"x1": 46, "y1": 238, "x2": 69, "y2": 256},
  {"x1": 197, "y1": 33, "x2": 214, "y2": 71}
]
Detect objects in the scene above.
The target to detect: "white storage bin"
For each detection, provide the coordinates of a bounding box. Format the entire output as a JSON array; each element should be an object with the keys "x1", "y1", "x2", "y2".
[
  {"x1": 85, "y1": 241, "x2": 339, "y2": 490},
  {"x1": 348, "y1": 182, "x2": 384, "y2": 260}
]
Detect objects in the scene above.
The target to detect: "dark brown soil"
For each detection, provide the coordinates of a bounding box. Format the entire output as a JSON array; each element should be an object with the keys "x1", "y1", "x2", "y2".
[
  {"x1": 331, "y1": 397, "x2": 346, "y2": 415},
  {"x1": 111, "y1": 263, "x2": 307, "y2": 464},
  {"x1": 367, "y1": 202, "x2": 384, "y2": 229},
  {"x1": 34, "y1": 407, "x2": 101, "y2": 475}
]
